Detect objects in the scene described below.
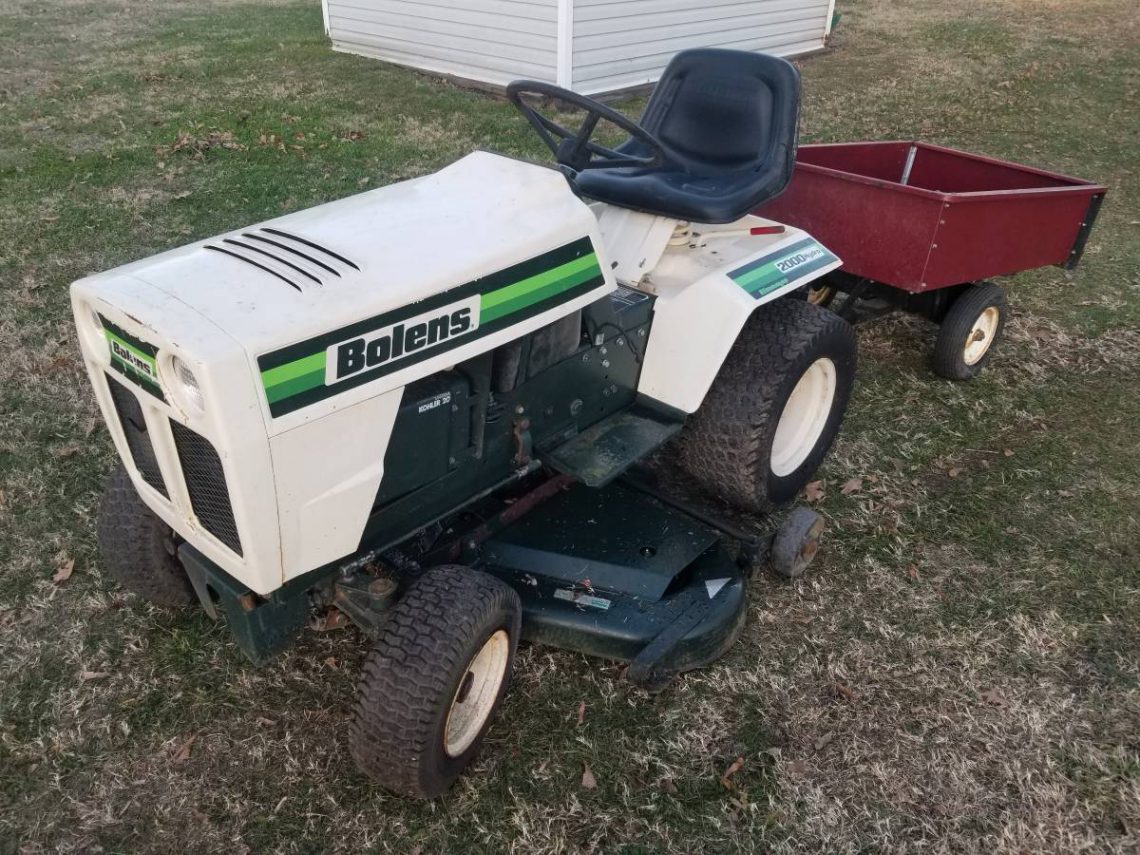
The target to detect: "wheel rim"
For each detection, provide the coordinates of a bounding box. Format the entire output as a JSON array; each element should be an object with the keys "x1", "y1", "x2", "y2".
[
  {"x1": 770, "y1": 358, "x2": 837, "y2": 478},
  {"x1": 963, "y1": 306, "x2": 1001, "y2": 365},
  {"x1": 444, "y1": 629, "x2": 510, "y2": 757}
]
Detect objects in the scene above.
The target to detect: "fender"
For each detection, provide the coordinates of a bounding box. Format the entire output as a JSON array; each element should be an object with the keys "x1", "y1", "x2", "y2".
[{"x1": 637, "y1": 223, "x2": 842, "y2": 413}]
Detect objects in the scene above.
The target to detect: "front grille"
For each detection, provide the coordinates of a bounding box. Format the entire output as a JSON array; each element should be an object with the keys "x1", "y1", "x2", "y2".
[
  {"x1": 170, "y1": 421, "x2": 243, "y2": 555},
  {"x1": 105, "y1": 375, "x2": 168, "y2": 497}
]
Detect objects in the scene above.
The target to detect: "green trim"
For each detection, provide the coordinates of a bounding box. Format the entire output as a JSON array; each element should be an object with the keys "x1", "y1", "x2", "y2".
[
  {"x1": 480, "y1": 253, "x2": 600, "y2": 323},
  {"x1": 262, "y1": 351, "x2": 326, "y2": 391},
  {"x1": 480, "y1": 257, "x2": 601, "y2": 323},
  {"x1": 257, "y1": 238, "x2": 606, "y2": 417},
  {"x1": 729, "y1": 238, "x2": 839, "y2": 298},
  {"x1": 265, "y1": 367, "x2": 326, "y2": 403},
  {"x1": 736, "y1": 260, "x2": 790, "y2": 294}
]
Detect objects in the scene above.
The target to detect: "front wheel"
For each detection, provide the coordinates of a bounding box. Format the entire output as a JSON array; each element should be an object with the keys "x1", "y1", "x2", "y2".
[
  {"x1": 932, "y1": 281, "x2": 1007, "y2": 380},
  {"x1": 677, "y1": 299, "x2": 857, "y2": 513},
  {"x1": 349, "y1": 565, "x2": 521, "y2": 798},
  {"x1": 97, "y1": 464, "x2": 195, "y2": 607}
]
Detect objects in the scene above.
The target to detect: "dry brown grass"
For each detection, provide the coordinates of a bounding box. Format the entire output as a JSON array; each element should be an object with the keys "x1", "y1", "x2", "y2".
[{"x1": 1, "y1": 0, "x2": 1138, "y2": 851}]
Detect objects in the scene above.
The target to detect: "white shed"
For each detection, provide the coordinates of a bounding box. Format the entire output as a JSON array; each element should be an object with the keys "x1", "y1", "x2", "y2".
[{"x1": 322, "y1": 0, "x2": 835, "y2": 96}]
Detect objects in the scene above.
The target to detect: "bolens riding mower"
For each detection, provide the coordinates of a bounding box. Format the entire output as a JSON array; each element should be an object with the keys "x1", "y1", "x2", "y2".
[{"x1": 73, "y1": 49, "x2": 857, "y2": 797}]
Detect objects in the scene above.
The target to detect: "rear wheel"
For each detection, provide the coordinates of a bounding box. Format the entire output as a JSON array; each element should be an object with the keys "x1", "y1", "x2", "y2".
[
  {"x1": 97, "y1": 464, "x2": 195, "y2": 607},
  {"x1": 350, "y1": 565, "x2": 521, "y2": 798},
  {"x1": 678, "y1": 300, "x2": 857, "y2": 513},
  {"x1": 932, "y1": 281, "x2": 1007, "y2": 380}
]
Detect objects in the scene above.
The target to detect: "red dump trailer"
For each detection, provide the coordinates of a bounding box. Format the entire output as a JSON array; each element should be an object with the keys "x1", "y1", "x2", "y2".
[{"x1": 756, "y1": 141, "x2": 1106, "y2": 378}]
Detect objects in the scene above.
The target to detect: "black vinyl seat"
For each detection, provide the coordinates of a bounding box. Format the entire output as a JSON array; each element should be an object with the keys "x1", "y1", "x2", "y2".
[{"x1": 574, "y1": 49, "x2": 801, "y2": 224}]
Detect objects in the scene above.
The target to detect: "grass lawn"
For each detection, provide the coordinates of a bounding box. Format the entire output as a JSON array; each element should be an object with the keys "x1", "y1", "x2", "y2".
[{"x1": 1, "y1": 0, "x2": 1138, "y2": 851}]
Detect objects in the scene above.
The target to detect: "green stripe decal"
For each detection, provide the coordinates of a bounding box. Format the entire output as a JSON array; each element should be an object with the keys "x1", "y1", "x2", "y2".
[
  {"x1": 729, "y1": 238, "x2": 839, "y2": 299},
  {"x1": 264, "y1": 367, "x2": 326, "y2": 404},
  {"x1": 261, "y1": 351, "x2": 327, "y2": 402},
  {"x1": 257, "y1": 236, "x2": 606, "y2": 418},
  {"x1": 479, "y1": 253, "x2": 601, "y2": 324}
]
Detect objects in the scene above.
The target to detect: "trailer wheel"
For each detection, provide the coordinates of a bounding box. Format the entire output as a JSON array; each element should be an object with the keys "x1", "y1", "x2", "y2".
[
  {"x1": 771, "y1": 507, "x2": 825, "y2": 578},
  {"x1": 678, "y1": 300, "x2": 857, "y2": 513},
  {"x1": 97, "y1": 464, "x2": 195, "y2": 607},
  {"x1": 350, "y1": 565, "x2": 520, "y2": 798},
  {"x1": 933, "y1": 281, "x2": 1007, "y2": 380}
]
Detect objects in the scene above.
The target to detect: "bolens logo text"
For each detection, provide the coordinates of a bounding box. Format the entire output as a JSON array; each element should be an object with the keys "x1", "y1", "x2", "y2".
[
  {"x1": 111, "y1": 339, "x2": 156, "y2": 378},
  {"x1": 327, "y1": 296, "x2": 480, "y2": 384}
]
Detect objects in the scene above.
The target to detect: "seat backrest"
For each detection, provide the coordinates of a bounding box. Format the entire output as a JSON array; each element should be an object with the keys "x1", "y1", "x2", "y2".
[{"x1": 639, "y1": 48, "x2": 800, "y2": 177}]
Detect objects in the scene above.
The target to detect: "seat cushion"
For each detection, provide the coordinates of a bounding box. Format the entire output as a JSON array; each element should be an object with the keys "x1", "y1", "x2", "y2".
[{"x1": 576, "y1": 164, "x2": 792, "y2": 225}]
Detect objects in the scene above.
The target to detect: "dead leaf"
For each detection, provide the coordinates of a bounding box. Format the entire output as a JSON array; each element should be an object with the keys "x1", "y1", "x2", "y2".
[
  {"x1": 55, "y1": 446, "x2": 80, "y2": 459},
  {"x1": 0, "y1": 489, "x2": 6, "y2": 509},
  {"x1": 840, "y1": 477, "x2": 863, "y2": 496},
  {"x1": 581, "y1": 764, "x2": 597, "y2": 790},
  {"x1": 256, "y1": 717, "x2": 277, "y2": 727},
  {"x1": 658, "y1": 778, "x2": 678, "y2": 794},
  {"x1": 804, "y1": 480, "x2": 825, "y2": 503},
  {"x1": 172, "y1": 733, "x2": 197, "y2": 762},
  {"x1": 834, "y1": 682, "x2": 859, "y2": 702},
  {"x1": 324, "y1": 656, "x2": 339, "y2": 670},
  {"x1": 312, "y1": 609, "x2": 350, "y2": 632},
  {"x1": 720, "y1": 756, "x2": 745, "y2": 789},
  {"x1": 1003, "y1": 448, "x2": 1015, "y2": 457},
  {"x1": 53, "y1": 558, "x2": 75, "y2": 584},
  {"x1": 576, "y1": 700, "x2": 586, "y2": 727},
  {"x1": 80, "y1": 670, "x2": 108, "y2": 681},
  {"x1": 907, "y1": 563, "x2": 920, "y2": 581},
  {"x1": 947, "y1": 467, "x2": 962, "y2": 478},
  {"x1": 1058, "y1": 489, "x2": 1075, "y2": 498}
]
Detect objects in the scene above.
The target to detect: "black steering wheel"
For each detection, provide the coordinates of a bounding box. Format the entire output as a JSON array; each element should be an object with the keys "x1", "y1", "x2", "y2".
[{"x1": 506, "y1": 80, "x2": 667, "y2": 173}]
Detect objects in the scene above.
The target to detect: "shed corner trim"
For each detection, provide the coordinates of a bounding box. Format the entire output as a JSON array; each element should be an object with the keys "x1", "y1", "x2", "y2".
[{"x1": 556, "y1": 0, "x2": 574, "y2": 88}]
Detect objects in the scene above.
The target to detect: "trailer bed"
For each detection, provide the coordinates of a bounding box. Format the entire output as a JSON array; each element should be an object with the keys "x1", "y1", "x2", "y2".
[{"x1": 756, "y1": 141, "x2": 1106, "y2": 291}]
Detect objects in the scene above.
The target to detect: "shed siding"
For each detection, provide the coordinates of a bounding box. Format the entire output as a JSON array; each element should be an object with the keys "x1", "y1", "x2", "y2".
[
  {"x1": 572, "y1": 0, "x2": 830, "y2": 93},
  {"x1": 326, "y1": 0, "x2": 559, "y2": 86}
]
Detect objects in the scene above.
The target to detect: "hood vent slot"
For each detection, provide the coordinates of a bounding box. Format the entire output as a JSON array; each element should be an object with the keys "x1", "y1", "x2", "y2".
[
  {"x1": 204, "y1": 245, "x2": 302, "y2": 292},
  {"x1": 261, "y1": 227, "x2": 360, "y2": 271},
  {"x1": 204, "y1": 228, "x2": 360, "y2": 292}
]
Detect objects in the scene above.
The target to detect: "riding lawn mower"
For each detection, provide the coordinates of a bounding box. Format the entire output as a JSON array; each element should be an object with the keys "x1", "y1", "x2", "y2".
[{"x1": 73, "y1": 49, "x2": 859, "y2": 797}]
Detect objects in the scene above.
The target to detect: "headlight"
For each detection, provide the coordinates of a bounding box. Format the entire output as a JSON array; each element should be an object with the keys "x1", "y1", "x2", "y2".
[{"x1": 171, "y1": 356, "x2": 205, "y2": 411}]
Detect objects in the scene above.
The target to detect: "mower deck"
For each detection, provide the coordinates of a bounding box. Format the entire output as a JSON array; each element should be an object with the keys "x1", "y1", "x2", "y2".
[
  {"x1": 179, "y1": 474, "x2": 757, "y2": 689},
  {"x1": 476, "y1": 481, "x2": 747, "y2": 690}
]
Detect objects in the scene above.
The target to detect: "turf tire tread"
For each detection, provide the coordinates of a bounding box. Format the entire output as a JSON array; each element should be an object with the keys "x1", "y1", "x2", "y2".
[
  {"x1": 677, "y1": 299, "x2": 855, "y2": 512},
  {"x1": 349, "y1": 566, "x2": 520, "y2": 798},
  {"x1": 97, "y1": 464, "x2": 195, "y2": 607}
]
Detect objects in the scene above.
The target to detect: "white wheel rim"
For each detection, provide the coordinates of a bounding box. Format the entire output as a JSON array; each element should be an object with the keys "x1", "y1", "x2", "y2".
[
  {"x1": 963, "y1": 306, "x2": 1001, "y2": 365},
  {"x1": 770, "y1": 358, "x2": 837, "y2": 478},
  {"x1": 444, "y1": 629, "x2": 510, "y2": 757}
]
